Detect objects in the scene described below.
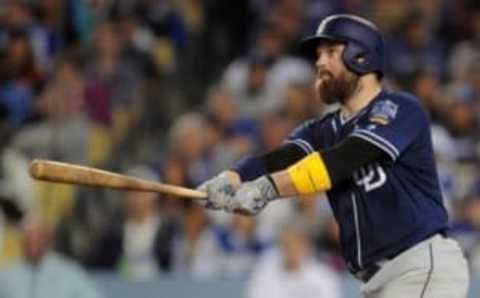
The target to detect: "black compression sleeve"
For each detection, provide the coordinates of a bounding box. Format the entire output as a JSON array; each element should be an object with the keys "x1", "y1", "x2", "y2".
[
  {"x1": 263, "y1": 143, "x2": 308, "y2": 173},
  {"x1": 232, "y1": 143, "x2": 308, "y2": 181},
  {"x1": 238, "y1": 137, "x2": 387, "y2": 187},
  {"x1": 321, "y1": 137, "x2": 390, "y2": 186}
]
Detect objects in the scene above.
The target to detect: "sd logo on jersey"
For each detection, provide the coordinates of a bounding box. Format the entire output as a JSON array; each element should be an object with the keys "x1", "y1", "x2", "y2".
[{"x1": 369, "y1": 100, "x2": 398, "y2": 125}]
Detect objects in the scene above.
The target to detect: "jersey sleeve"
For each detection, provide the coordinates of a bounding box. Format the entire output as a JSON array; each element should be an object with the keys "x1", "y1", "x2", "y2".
[
  {"x1": 350, "y1": 97, "x2": 427, "y2": 161},
  {"x1": 284, "y1": 119, "x2": 318, "y2": 154}
]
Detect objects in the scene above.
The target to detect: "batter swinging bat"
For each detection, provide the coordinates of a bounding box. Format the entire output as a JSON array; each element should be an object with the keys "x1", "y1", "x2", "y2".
[{"x1": 29, "y1": 159, "x2": 207, "y2": 199}]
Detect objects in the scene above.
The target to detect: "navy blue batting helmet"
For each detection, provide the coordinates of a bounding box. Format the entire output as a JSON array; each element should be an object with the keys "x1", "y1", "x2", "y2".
[{"x1": 300, "y1": 14, "x2": 385, "y2": 77}]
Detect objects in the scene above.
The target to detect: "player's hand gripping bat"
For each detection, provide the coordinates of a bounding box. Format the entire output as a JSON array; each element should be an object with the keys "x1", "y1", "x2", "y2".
[{"x1": 29, "y1": 159, "x2": 207, "y2": 199}]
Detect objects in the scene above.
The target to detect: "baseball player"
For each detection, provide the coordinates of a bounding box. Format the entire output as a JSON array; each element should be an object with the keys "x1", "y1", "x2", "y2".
[{"x1": 199, "y1": 14, "x2": 469, "y2": 297}]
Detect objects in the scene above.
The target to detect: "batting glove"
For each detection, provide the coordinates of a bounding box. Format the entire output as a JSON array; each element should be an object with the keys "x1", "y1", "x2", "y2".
[
  {"x1": 197, "y1": 171, "x2": 239, "y2": 210},
  {"x1": 227, "y1": 175, "x2": 279, "y2": 216}
]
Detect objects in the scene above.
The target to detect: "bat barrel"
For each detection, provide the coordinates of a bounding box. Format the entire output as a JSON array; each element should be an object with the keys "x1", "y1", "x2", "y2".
[{"x1": 29, "y1": 159, "x2": 207, "y2": 199}]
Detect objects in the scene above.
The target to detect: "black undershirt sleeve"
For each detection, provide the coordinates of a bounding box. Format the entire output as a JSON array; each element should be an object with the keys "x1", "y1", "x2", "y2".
[
  {"x1": 252, "y1": 137, "x2": 388, "y2": 188},
  {"x1": 321, "y1": 136, "x2": 390, "y2": 186},
  {"x1": 232, "y1": 143, "x2": 308, "y2": 181},
  {"x1": 263, "y1": 143, "x2": 308, "y2": 173}
]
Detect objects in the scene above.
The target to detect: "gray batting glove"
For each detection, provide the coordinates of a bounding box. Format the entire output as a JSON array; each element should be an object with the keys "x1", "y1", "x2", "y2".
[
  {"x1": 226, "y1": 175, "x2": 279, "y2": 216},
  {"x1": 197, "y1": 171, "x2": 239, "y2": 210}
]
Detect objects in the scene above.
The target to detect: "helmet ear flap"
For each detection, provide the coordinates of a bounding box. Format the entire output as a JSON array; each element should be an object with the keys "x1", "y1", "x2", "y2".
[{"x1": 342, "y1": 42, "x2": 374, "y2": 75}]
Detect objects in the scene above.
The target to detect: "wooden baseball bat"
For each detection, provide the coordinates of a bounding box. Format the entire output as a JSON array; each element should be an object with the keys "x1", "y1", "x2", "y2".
[{"x1": 29, "y1": 159, "x2": 207, "y2": 199}]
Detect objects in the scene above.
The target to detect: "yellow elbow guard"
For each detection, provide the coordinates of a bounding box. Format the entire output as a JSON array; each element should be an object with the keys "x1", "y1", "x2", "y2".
[{"x1": 287, "y1": 152, "x2": 332, "y2": 195}]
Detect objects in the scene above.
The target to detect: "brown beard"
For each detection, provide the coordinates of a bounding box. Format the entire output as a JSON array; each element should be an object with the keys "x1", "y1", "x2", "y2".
[{"x1": 316, "y1": 70, "x2": 360, "y2": 105}]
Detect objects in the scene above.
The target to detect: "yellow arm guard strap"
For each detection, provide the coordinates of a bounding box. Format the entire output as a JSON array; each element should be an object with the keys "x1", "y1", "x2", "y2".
[{"x1": 287, "y1": 152, "x2": 332, "y2": 195}]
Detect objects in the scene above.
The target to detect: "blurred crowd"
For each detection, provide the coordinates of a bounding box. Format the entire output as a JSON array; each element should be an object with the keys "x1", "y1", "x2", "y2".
[{"x1": 0, "y1": 0, "x2": 479, "y2": 297}]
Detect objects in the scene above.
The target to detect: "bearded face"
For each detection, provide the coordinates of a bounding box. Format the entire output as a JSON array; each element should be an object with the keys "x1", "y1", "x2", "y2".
[
  {"x1": 315, "y1": 68, "x2": 360, "y2": 104},
  {"x1": 314, "y1": 42, "x2": 360, "y2": 105}
]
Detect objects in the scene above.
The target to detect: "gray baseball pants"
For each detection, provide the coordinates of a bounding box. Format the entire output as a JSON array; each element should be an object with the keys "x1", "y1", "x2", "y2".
[{"x1": 361, "y1": 234, "x2": 469, "y2": 298}]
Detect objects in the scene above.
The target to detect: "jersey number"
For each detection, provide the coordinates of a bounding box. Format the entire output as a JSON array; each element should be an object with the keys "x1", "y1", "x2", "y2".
[{"x1": 353, "y1": 164, "x2": 386, "y2": 192}]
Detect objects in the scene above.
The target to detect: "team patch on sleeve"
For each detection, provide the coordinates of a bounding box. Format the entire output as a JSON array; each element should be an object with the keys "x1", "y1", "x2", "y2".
[{"x1": 369, "y1": 100, "x2": 398, "y2": 125}]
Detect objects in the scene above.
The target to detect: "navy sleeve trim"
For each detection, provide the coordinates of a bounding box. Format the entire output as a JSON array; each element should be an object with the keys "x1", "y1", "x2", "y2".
[
  {"x1": 350, "y1": 129, "x2": 399, "y2": 161},
  {"x1": 283, "y1": 139, "x2": 315, "y2": 154}
]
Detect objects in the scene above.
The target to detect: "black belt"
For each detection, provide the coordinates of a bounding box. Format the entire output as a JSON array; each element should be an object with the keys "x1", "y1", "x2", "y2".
[{"x1": 354, "y1": 263, "x2": 382, "y2": 283}]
